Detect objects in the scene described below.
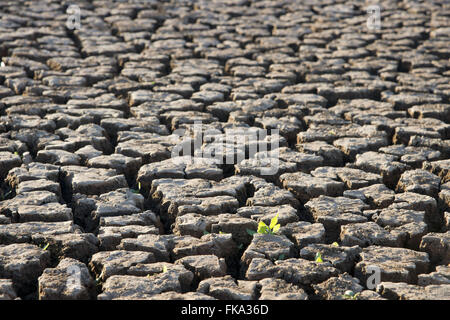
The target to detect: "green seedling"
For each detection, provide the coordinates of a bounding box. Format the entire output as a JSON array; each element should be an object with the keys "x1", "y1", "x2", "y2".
[
  {"x1": 332, "y1": 242, "x2": 339, "y2": 247},
  {"x1": 257, "y1": 220, "x2": 270, "y2": 234},
  {"x1": 258, "y1": 213, "x2": 281, "y2": 235},
  {"x1": 203, "y1": 230, "x2": 210, "y2": 235},
  {"x1": 247, "y1": 213, "x2": 281, "y2": 236},
  {"x1": 162, "y1": 265, "x2": 168, "y2": 273},
  {"x1": 343, "y1": 290, "x2": 359, "y2": 300},
  {"x1": 237, "y1": 243, "x2": 244, "y2": 250},
  {"x1": 315, "y1": 252, "x2": 323, "y2": 263},
  {"x1": 41, "y1": 243, "x2": 50, "y2": 251}
]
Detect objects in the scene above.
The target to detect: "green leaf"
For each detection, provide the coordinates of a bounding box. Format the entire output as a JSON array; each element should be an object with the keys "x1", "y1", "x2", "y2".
[
  {"x1": 42, "y1": 243, "x2": 49, "y2": 251},
  {"x1": 203, "y1": 230, "x2": 210, "y2": 235},
  {"x1": 162, "y1": 266, "x2": 168, "y2": 273},
  {"x1": 269, "y1": 213, "x2": 279, "y2": 229},
  {"x1": 272, "y1": 224, "x2": 280, "y2": 234},
  {"x1": 315, "y1": 252, "x2": 323, "y2": 263},
  {"x1": 332, "y1": 242, "x2": 339, "y2": 247},
  {"x1": 278, "y1": 254, "x2": 285, "y2": 260},
  {"x1": 246, "y1": 229, "x2": 256, "y2": 236},
  {"x1": 257, "y1": 221, "x2": 269, "y2": 234},
  {"x1": 258, "y1": 221, "x2": 267, "y2": 229},
  {"x1": 138, "y1": 182, "x2": 141, "y2": 190}
]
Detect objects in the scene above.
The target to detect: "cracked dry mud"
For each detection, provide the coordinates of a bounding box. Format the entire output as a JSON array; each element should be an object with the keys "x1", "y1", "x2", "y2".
[{"x1": 0, "y1": 0, "x2": 449, "y2": 301}]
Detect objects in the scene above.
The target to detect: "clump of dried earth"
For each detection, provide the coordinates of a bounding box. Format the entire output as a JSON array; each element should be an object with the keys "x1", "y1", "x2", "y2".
[{"x1": 0, "y1": 0, "x2": 449, "y2": 300}]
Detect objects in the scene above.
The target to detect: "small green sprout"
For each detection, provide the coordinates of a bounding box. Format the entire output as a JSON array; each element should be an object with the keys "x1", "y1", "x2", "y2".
[
  {"x1": 247, "y1": 214, "x2": 281, "y2": 236},
  {"x1": 237, "y1": 243, "x2": 244, "y2": 250},
  {"x1": 41, "y1": 243, "x2": 50, "y2": 251},
  {"x1": 315, "y1": 252, "x2": 323, "y2": 263},
  {"x1": 257, "y1": 221, "x2": 270, "y2": 234},
  {"x1": 162, "y1": 265, "x2": 168, "y2": 273},
  {"x1": 257, "y1": 213, "x2": 281, "y2": 235},
  {"x1": 203, "y1": 230, "x2": 210, "y2": 235},
  {"x1": 332, "y1": 242, "x2": 339, "y2": 247},
  {"x1": 219, "y1": 231, "x2": 227, "y2": 234},
  {"x1": 14, "y1": 151, "x2": 19, "y2": 156},
  {"x1": 343, "y1": 290, "x2": 359, "y2": 300}
]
